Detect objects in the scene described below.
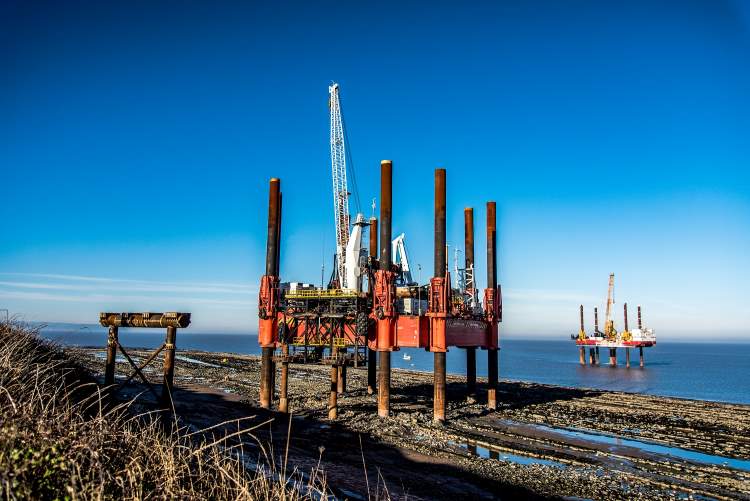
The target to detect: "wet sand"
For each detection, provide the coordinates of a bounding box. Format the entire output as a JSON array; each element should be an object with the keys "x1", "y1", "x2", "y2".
[{"x1": 75, "y1": 348, "x2": 750, "y2": 500}]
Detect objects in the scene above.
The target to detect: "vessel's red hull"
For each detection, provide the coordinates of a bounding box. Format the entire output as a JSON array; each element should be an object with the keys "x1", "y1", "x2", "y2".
[{"x1": 575, "y1": 339, "x2": 655, "y2": 348}]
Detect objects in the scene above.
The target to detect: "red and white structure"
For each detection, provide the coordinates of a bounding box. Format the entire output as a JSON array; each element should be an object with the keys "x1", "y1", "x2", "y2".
[{"x1": 574, "y1": 274, "x2": 656, "y2": 367}]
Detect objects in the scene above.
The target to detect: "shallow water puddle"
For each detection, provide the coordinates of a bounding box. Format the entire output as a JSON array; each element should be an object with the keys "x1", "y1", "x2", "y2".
[
  {"x1": 93, "y1": 351, "x2": 129, "y2": 364},
  {"x1": 531, "y1": 423, "x2": 750, "y2": 472},
  {"x1": 448, "y1": 440, "x2": 565, "y2": 468},
  {"x1": 175, "y1": 355, "x2": 222, "y2": 368}
]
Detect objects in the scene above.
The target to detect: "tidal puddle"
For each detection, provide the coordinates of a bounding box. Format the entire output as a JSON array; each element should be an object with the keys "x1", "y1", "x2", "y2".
[
  {"x1": 175, "y1": 355, "x2": 222, "y2": 368},
  {"x1": 93, "y1": 351, "x2": 129, "y2": 364},
  {"x1": 532, "y1": 423, "x2": 750, "y2": 472},
  {"x1": 449, "y1": 440, "x2": 565, "y2": 468}
]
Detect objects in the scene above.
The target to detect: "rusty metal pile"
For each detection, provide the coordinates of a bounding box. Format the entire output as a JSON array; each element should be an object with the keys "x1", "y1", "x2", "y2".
[{"x1": 257, "y1": 161, "x2": 502, "y2": 422}]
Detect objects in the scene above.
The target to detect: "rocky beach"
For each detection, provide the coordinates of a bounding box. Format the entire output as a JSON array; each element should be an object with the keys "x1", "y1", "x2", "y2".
[{"x1": 74, "y1": 347, "x2": 750, "y2": 500}]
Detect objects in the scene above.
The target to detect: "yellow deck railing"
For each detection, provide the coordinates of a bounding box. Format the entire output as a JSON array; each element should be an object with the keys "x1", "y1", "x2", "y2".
[
  {"x1": 292, "y1": 337, "x2": 350, "y2": 347},
  {"x1": 284, "y1": 288, "x2": 358, "y2": 299}
]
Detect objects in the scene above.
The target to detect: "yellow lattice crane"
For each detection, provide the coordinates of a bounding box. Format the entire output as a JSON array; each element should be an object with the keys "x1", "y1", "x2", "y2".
[
  {"x1": 578, "y1": 304, "x2": 587, "y2": 340},
  {"x1": 604, "y1": 273, "x2": 618, "y2": 341},
  {"x1": 621, "y1": 302, "x2": 632, "y2": 341}
]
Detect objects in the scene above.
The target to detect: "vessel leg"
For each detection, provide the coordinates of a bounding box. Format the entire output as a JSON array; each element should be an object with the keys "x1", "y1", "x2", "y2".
[
  {"x1": 589, "y1": 348, "x2": 595, "y2": 365},
  {"x1": 595, "y1": 347, "x2": 600, "y2": 365},
  {"x1": 260, "y1": 347, "x2": 273, "y2": 409},
  {"x1": 609, "y1": 348, "x2": 617, "y2": 367},
  {"x1": 328, "y1": 363, "x2": 338, "y2": 420},
  {"x1": 378, "y1": 351, "x2": 391, "y2": 418},
  {"x1": 337, "y1": 363, "x2": 347, "y2": 394},
  {"x1": 640, "y1": 346, "x2": 644, "y2": 367},
  {"x1": 270, "y1": 357, "x2": 276, "y2": 403},
  {"x1": 434, "y1": 352, "x2": 446, "y2": 422},
  {"x1": 487, "y1": 348, "x2": 498, "y2": 410},
  {"x1": 626, "y1": 348, "x2": 631, "y2": 368},
  {"x1": 466, "y1": 347, "x2": 476, "y2": 398},
  {"x1": 579, "y1": 347, "x2": 586, "y2": 365},
  {"x1": 367, "y1": 348, "x2": 376, "y2": 395},
  {"x1": 279, "y1": 344, "x2": 289, "y2": 413}
]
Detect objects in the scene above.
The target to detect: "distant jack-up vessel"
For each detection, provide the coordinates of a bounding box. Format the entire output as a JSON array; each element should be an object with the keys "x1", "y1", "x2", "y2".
[{"x1": 572, "y1": 273, "x2": 656, "y2": 367}]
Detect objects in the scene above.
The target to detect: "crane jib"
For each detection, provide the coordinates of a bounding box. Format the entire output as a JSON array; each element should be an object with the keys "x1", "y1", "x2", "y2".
[{"x1": 329, "y1": 83, "x2": 350, "y2": 288}]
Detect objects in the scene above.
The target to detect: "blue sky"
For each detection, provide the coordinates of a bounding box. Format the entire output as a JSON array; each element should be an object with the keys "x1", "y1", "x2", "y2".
[{"x1": 1, "y1": 1, "x2": 749, "y2": 339}]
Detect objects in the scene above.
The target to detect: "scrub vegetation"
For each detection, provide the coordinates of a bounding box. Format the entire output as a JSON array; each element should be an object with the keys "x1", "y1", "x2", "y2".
[{"x1": 0, "y1": 322, "x2": 330, "y2": 500}]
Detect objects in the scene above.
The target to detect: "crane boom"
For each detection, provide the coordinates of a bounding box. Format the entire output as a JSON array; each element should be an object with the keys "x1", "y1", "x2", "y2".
[
  {"x1": 605, "y1": 272, "x2": 615, "y2": 321},
  {"x1": 329, "y1": 83, "x2": 350, "y2": 287},
  {"x1": 604, "y1": 272, "x2": 616, "y2": 339},
  {"x1": 392, "y1": 233, "x2": 415, "y2": 285}
]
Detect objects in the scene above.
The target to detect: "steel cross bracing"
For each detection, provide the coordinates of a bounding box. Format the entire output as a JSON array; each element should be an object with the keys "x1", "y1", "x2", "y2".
[
  {"x1": 329, "y1": 83, "x2": 351, "y2": 288},
  {"x1": 278, "y1": 294, "x2": 368, "y2": 365},
  {"x1": 257, "y1": 165, "x2": 503, "y2": 420}
]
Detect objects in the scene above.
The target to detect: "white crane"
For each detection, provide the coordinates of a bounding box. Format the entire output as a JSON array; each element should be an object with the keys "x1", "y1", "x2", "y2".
[
  {"x1": 392, "y1": 233, "x2": 415, "y2": 285},
  {"x1": 454, "y1": 248, "x2": 480, "y2": 313},
  {"x1": 329, "y1": 83, "x2": 365, "y2": 291},
  {"x1": 328, "y1": 83, "x2": 413, "y2": 292},
  {"x1": 329, "y1": 83, "x2": 351, "y2": 288}
]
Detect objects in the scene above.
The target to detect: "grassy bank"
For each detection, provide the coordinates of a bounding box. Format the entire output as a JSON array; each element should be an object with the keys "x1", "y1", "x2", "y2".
[{"x1": 0, "y1": 322, "x2": 329, "y2": 500}]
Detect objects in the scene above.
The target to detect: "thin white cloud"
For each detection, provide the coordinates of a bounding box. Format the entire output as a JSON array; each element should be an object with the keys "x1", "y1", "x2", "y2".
[
  {"x1": 0, "y1": 272, "x2": 256, "y2": 292},
  {"x1": 0, "y1": 272, "x2": 258, "y2": 313},
  {"x1": 0, "y1": 290, "x2": 252, "y2": 309},
  {"x1": 0, "y1": 280, "x2": 257, "y2": 295}
]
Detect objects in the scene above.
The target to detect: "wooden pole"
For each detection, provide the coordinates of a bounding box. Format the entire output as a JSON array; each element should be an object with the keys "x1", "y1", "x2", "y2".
[
  {"x1": 104, "y1": 326, "x2": 118, "y2": 386},
  {"x1": 161, "y1": 326, "x2": 177, "y2": 411}
]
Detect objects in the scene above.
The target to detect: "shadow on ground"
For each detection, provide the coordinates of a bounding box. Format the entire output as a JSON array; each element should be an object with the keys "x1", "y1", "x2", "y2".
[{"x1": 113, "y1": 380, "x2": 555, "y2": 500}]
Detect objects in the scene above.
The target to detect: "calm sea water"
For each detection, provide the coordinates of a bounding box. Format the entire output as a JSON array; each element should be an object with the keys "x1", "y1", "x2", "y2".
[{"x1": 41, "y1": 326, "x2": 750, "y2": 405}]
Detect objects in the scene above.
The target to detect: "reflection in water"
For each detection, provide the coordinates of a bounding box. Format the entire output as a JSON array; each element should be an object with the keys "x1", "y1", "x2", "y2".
[
  {"x1": 449, "y1": 440, "x2": 565, "y2": 468},
  {"x1": 530, "y1": 424, "x2": 750, "y2": 472}
]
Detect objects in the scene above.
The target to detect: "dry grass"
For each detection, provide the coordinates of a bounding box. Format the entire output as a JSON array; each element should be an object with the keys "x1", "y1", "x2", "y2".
[{"x1": 0, "y1": 322, "x2": 331, "y2": 500}]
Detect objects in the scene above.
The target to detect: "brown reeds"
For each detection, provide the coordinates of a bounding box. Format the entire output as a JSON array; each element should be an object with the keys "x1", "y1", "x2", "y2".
[{"x1": 0, "y1": 322, "x2": 330, "y2": 500}]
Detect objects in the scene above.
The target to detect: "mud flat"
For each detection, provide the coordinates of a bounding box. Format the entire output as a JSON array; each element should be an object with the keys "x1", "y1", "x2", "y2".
[{"x1": 75, "y1": 348, "x2": 750, "y2": 500}]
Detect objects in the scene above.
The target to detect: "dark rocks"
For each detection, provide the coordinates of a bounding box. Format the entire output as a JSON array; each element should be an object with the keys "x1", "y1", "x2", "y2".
[{"x1": 75, "y1": 348, "x2": 750, "y2": 500}]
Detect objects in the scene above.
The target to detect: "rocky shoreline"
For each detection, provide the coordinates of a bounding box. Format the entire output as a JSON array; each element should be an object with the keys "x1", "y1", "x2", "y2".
[{"x1": 74, "y1": 347, "x2": 750, "y2": 500}]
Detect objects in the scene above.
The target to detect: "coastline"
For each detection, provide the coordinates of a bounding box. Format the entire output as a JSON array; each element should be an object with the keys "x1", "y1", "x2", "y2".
[
  {"x1": 72, "y1": 346, "x2": 750, "y2": 500},
  {"x1": 45, "y1": 332, "x2": 750, "y2": 406}
]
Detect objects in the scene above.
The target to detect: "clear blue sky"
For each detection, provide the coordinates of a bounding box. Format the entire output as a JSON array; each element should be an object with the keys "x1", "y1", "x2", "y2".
[{"x1": 2, "y1": 1, "x2": 749, "y2": 339}]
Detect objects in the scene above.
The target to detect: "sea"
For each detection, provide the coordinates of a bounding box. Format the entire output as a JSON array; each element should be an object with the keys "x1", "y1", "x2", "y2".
[{"x1": 40, "y1": 326, "x2": 750, "y2": 405}]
